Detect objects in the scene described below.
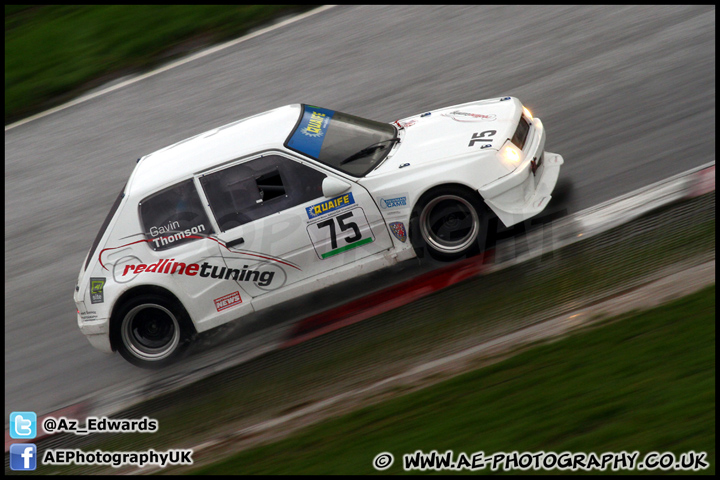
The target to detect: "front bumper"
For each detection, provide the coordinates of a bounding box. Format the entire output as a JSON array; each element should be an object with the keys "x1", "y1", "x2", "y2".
[{"x1": 479, "y1": 151, "x2": 564, "y2": 227}]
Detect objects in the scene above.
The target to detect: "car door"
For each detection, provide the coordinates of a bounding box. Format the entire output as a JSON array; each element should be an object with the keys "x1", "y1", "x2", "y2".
[
  {"x1": 197, "y1": 152, "x2": 393, "y2": 300},
  {"x1": 136, "y1": 179, "x2": 255, "y2": 329}
]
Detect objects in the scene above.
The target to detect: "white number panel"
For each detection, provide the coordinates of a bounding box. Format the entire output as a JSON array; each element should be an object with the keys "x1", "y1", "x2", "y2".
[{"x1": 306, "y1": 207, "x2": 375, "y2": 260}]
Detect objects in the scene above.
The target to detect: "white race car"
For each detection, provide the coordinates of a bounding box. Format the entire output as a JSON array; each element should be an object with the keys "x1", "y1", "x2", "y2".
[{"x1": 75, "y1": 97, "x2": 563, "y2": 367}]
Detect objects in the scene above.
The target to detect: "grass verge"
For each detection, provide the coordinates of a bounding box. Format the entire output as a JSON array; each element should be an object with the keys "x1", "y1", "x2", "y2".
[
  {"x1": 193, "y1": 285, "x2": 715, "y2": 474},
  {"x1": 5, "y1": 5, "x2": 316, "y2": 123}
]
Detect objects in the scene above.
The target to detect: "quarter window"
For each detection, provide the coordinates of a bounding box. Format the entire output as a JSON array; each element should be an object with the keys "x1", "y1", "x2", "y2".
[
  {"x1": 85, "y1": 183, "x2": 126, "y2": 270},
  {"x1": 200, "y1": 155, "x2": 326, "y2": 231},
  {"x1": 139, "y1": 180, "x2": 214, "y2": 251}
]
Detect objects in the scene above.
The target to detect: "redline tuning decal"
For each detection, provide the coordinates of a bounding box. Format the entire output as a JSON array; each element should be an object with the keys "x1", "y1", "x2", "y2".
[
  {"x1": 442, "y1": 110, "x2": 497, "y2": 122},
  {"x1": 394, "y1": 119, "x2": 417, "y2": 128},
  {"x1": 121, "y1": 260, "x2": 277, "y2": 286},
  {"x1": 214, "y1": 292, "x2": 242, "y2": 312},
  {"x1": 98, "y1": 235, "x2": 301, "y2": 271}
]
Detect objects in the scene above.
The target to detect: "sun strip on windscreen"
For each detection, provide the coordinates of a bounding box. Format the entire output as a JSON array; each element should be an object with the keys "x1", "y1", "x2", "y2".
[{"x1": 286, "y1": 105, "x2": 335, "y2": 159}]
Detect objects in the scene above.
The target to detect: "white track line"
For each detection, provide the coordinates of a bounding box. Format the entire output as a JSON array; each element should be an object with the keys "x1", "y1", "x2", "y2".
[{"x1": 5, "y1": 5, "x2": 337, "y2": 132}]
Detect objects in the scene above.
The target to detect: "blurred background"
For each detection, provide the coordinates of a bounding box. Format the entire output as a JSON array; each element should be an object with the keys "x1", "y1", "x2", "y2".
[{"x1": 5, "y1": 5, "x2": 715, "y2": 474}]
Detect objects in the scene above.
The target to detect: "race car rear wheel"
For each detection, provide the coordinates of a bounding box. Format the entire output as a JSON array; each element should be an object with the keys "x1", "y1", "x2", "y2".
[
  {"x1": 114, "y1": 294, "x2": 191, "y2": 368},
  {"x1": 412, "y1": 186, "x2": 485, "y2": 261}
]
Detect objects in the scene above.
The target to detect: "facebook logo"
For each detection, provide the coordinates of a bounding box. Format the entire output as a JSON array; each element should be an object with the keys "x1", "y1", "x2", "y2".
[
  {"x1": 10, "y1": 444, "x2": 37, "y2": 471},
  {"x1": 10, "y1": 411, "x2": 37, "y2": 439}
]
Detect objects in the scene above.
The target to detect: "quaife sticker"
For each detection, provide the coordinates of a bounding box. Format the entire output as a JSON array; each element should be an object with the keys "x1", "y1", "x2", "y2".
[
  {"x1": 306, "y1": 193, "x2": 355, "y2": 219},
  {"x1": 90, "y1": 278, "x2": 106, "y2": 304},
  {"x1": 286, "y1": 105, "x2": 335, "y2": 159}
]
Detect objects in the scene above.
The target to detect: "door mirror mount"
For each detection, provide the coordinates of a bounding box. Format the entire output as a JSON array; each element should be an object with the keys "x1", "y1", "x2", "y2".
[{"x1": 322, "y1": 177, "x2": 352, "y2": 198}]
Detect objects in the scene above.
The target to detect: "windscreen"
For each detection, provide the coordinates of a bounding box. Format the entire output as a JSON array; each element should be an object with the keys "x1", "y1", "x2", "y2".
[{"x1": 285, "y1": 105, "x2": 396, "y2": 177}]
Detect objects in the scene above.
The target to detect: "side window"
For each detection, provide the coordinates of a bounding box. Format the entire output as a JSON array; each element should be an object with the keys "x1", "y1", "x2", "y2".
[
  {"x1": 140, "y1": 179, "x2": 214, "y2": 251},
  {"x1": 200, "y1": 155, "x2": 326, "y2": 231}
]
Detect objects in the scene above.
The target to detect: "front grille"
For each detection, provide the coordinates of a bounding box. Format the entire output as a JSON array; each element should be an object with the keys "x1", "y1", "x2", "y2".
[{"x1": 510, "y1": 115, "x2": 531, "y2": 150}]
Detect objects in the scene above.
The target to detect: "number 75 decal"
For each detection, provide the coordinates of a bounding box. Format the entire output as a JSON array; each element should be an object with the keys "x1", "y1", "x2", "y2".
[
  {"x1": 468, "y1": 130, "x2": 496, "y2": 147},
  {"x1": 307, "y1": 208, "x2": 375, "y2": 259}
]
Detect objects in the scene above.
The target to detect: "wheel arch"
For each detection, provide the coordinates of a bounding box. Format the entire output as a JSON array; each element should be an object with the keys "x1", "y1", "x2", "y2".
[
  {"x1": 109, "y1": 284, "x2": 196, "y2": 352},
  {"x1": 409, "y1": 182, "x2": 488, "y2": 250},
  {"x1": 412, "y1": 182, "x2": 486, "y2": 211}
]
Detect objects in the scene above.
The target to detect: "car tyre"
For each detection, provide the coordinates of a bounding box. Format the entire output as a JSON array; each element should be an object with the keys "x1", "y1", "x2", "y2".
[
  {"x1": 410, "y1": 186, "x2": 486, "y2": 261},
  {"x1": 113, "y1": 293, "x2": 192, "y2": 369}
]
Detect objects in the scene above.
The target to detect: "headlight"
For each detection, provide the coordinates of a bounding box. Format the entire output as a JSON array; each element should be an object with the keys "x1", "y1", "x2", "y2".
[
  {"x1": 522, "y1": 106, "x2": 532, "y2": 119},
  {"x1": 499, "y1": 141, "x2": 522, "y2": 170}
]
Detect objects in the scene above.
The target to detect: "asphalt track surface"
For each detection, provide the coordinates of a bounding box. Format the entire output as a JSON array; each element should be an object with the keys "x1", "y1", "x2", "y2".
[{"x1": 5, "y1": 5, "x2": 715, "y2": 419}]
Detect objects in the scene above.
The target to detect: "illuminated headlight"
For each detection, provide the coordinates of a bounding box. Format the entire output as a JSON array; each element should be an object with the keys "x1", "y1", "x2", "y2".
[
  {"x1": 522, "y1": 106, "x2": 532, "y2": 119},
  {"x1": 498, "y1": 141, "x2": 522, "y2": 170}
]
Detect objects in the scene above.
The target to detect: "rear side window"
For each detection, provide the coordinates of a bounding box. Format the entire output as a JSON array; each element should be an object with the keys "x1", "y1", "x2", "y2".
[
  {"x1": 200, "y1": 155, "x2": 326, "y2": 231},
  {"x1": 140, "y1": 180, "x2": 214, "y2": 251},
  {"x1": 85, "y1": 183, "x2": 126, "y2": 271}
]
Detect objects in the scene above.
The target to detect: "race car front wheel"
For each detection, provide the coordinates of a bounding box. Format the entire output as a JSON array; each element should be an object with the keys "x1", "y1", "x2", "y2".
[
  {"x1": 411, "y1": 186, "x2": 485, "y2": 261},
  {"x1": 113, "y1": 294, "x2": 192, "y2": 368}
]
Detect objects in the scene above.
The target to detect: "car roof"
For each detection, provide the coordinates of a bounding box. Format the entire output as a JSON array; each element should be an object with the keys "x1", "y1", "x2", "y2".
[{"x1": 127, "y1": 104, "x2": 302, "y2": 198}]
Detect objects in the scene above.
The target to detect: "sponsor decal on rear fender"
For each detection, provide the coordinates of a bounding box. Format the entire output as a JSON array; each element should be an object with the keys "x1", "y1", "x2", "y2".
[
  {"x1": 90, "y1": 278, "x2": 105, "y2": 304},
  {"x1": 389, "y1": 222, "x2": 407, "y2": 243},
  {"x1": 378, "y1": 192, "x2": 409, "y2": 210}
]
